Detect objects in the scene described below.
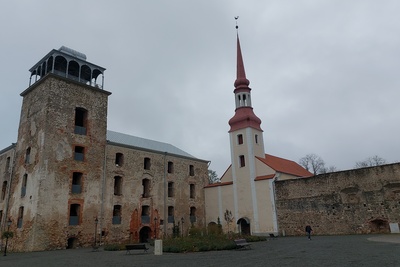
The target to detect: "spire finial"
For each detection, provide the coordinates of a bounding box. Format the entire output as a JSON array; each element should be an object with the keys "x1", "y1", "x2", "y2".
[{"x1": 235, "y1": 16, "x2": 239, "y2": 31}]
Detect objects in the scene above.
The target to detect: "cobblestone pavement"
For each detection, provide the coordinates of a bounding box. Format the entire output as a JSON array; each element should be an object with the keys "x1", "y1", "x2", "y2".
[{"x1": 1, "y1": 235, "x2": 400, "y2": 267}]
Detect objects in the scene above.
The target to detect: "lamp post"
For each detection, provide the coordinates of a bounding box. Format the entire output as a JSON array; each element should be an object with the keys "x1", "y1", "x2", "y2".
[
  {"x1": 154, "y1": 217, "x2": 157, "y2": 239},
  {"x1": 181, "y1": 217, "x2": 184, "y2": 237},
  {"x1": 94, "y1": 217, "x2": 98, "y2": 247},
  {"x1": 3, "y1": 218, "x2": 12, "y2": 256}
]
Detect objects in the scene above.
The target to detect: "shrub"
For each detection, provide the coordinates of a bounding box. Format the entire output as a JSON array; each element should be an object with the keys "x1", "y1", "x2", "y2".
[{"x1": 104, "y1": 244, "x2": 124, "y2": 251}]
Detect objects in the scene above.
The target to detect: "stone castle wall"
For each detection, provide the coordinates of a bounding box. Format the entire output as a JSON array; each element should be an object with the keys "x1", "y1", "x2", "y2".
[{"x1": 275, "y1": 163, "x2": 400, "y2": 236}]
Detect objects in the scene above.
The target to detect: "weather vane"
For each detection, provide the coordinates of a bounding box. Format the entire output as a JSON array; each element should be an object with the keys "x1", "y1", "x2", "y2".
[{"x1": 235, "y1": 16, "x2": 239, "y2": 30}]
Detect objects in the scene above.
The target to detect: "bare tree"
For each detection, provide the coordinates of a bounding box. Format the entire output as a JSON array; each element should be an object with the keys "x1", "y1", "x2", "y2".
[
  {"x1": 208, "y1": 169, "x2": 220, "y2": 184},
  {"x1": 299, "y1": 154, "x2": 326, "y2": 175},
  {"x1": 355, "y1": 155, "x2": 387, "y2": 168}
]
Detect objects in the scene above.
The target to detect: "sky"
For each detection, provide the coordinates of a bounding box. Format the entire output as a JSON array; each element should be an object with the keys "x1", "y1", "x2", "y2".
[{"x1": 1, "y1": 1, "x2": 400, "y2": 177}]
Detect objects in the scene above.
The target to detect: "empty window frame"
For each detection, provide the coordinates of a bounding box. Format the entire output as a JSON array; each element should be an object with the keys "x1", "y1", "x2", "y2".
[
  {"x1": 1, "y1": 181, "x2": 7, "y2": 201},
  {"x1": 74, "y1": 108, "x2": 87, "y2": 135},
  {"x1": 168, "y1": 206, "x2": 174, "y2": 223},
  {"x1": 25, "y1": 147, "x2": 31, "y2": 164},
  {"x1": 72, "y1": 172, "x2": 82, "y2": 194},
  {"x1": 21, "y1": 174, "x2": 27, "y2": 197},
  {"x1": 237, "y1": 134, "x2": 243, "y2": 145},
  {"x1": 167, "y1": 161, "x2": 174, "y2": 174},
  {"x1": 141, "y1": 205, "x2": 150, "y2": 224},
  {"x1": 114, "y1": 176, "x2": 122, "y2": 196},
  {"x1": 144, "y1": 157, "x2": 151, "y2": 170},
  {"x1": 112, "y1": 205, "x2": 122, "y2": 224},
  {"x1": 189, "y1": 165, "x2": 194, "y2": 176},
  {"x1": 168, "y1": 182, "x2": 174, "y2": 197},
  {"x1": 142, "y1": 179, "x2": 150, "y2": 198},
  {"x1": 190, "y1": 207, "x2": 197, "y2": 223},
  {"x1": 74, "y1": 146, "x2": 84, "y2": 161},
  {"x1": 69, "y1": 204, "x2": 80, "y2": 225},
  {"x1": 190, "y1": 184, "x2": 195, "y2": 199},
  {"x1": 115, "y1": 153, "x2": 124, "y2": 166},
  {"x1": 239, "y1": 155, "x2": 245, "y2": 167},
  {"x1": 17, "y1": 206, "x2": 24, "y2": 228}
]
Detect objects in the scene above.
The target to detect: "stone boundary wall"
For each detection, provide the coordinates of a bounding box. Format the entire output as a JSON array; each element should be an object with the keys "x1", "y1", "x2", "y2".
[{"x1": 275, "y1": 163, "x2": 400, "y2": 236}]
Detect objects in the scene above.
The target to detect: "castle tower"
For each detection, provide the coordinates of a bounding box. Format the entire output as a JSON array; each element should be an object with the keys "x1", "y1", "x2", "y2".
[
  {"x1": 228, "y1": 32, "x2": 266, "y2": 234},
  {"x1": 8, "y1": 46, "x2": 111, "y2": 251}
]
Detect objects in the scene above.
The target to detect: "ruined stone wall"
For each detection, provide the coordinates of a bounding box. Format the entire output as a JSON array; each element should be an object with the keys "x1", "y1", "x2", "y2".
[
  {"x1": 0, "y1": 145, "x2": 16, "y2": 231},
  {"x1": 103, "y1": 144, "x2": 208, "y2": 244},
  {"x1": 275, "y1": 163, "x2": 400, "y2": 236}
]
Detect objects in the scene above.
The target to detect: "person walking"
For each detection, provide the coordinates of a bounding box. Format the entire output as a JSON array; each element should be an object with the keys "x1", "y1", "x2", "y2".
[{"x1": 305, "y1": 225, "x2": 313, "y2": 240}]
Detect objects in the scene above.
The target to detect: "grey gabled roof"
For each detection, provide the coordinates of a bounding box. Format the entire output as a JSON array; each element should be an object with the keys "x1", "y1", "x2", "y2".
[{"x1": 107, "y1": 130, "x2": 196, "y2": 159}]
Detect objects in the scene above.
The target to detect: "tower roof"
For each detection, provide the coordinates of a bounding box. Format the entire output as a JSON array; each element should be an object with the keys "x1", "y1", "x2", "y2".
[{"x1": 234, "y1": 34, "x2": 250, "y2": 89}]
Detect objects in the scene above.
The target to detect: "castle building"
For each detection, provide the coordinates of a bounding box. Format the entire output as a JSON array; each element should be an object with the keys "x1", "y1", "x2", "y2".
[
  {"x1": 204, "y1": 32, "x2": 312, "y2": 236},
  {"x1": 0, "y1": 46, "x2": 209, "y2": 251}
]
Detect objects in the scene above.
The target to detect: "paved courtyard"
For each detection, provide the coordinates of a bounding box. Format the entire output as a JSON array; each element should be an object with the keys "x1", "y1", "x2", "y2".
[{"x1": 1, "y1": 234, "x2": 400, "y2": 267}]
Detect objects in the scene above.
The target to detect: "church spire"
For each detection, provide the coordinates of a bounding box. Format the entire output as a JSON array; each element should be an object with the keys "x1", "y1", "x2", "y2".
[{"x1": 228, "y1": 20, "x2": 262, "y2": 133}]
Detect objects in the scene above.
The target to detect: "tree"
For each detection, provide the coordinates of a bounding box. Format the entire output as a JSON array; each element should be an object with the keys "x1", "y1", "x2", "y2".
[
  {"x1": 224, "y1": 209, "x2": 234, "y2": 236},
  {"x1": 299, "y1": 154, "x2": 326, "y2": 175},
  {"x1": 208, "y1": 169, "x2": 220, "y2": 184},
  {"x1": 355, "y1": 155, "x2": 387, "y2": 168}
]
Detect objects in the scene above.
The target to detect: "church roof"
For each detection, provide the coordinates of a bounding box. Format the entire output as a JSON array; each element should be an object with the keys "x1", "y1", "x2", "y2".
[
  {"x1": 257, "y1": 154, "x2": 313, "y2": 177},
  {"x1": 107, "y1": 130, "x2": 200, "y2": 160}
]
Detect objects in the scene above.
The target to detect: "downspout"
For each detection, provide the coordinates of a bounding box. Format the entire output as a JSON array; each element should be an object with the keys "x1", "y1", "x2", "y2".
[
  {"x1": 99, "y1": 141, "x2": 108, "y2": 245},
  {"x1": 3, "y1": 143, "x2": 17, "y2": 232},
  {"x1": 163, "y1": 152, "x2": 167, "y2": 238}
]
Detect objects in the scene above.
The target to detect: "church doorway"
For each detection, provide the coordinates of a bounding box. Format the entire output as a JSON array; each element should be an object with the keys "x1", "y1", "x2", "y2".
[
  {"x1": 237, "y1": 217, "x2": 251, "y2": 235},
  {"x1": 139, "y1": 226, "x2": 151, "y2": 242}
]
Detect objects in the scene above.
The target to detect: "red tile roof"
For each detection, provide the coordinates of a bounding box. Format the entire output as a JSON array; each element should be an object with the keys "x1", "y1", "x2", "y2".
[
  {"x1": 254, "y1": 174, "x2": 275, "y2": 181},
  {"x1": 204, "y1": 181, "x2": 233, "y2": 188},
  {"x1": 256, "y1": 154, "x2": 313, "y2": 177}
]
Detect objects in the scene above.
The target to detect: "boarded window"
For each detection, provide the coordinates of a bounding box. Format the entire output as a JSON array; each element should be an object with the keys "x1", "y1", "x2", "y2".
[
  {"x1": 142, "y1": 179, "x2": 150, "y2": 198},
  {"x1": 112, "y1": 205, "x2": 122, "y2": 224},
  {"x1": 141, "y1": 205, "x2": 150, "y2": 224},
  {"x1": 74, "y1": 146, "x2": 84, "y2": 161},
  {"x1": 17, "y1": 206, "x2": 24, "y2": 228},
  {"x1": 114, "y1": 176, "x2": 122, "y2": 196},
  {"x1": 144, "y1": 157, "x2": 151, "y2": 170},
  {"x1": 74, "y1": 108, "x2": 87, "y2": 135},
  {"x1": 190, "y1": 184, "x2": 195, "y2": 199},
  {"x1": 69, "y1": 204, "x2": 80, "y2": 225},
  {"x1": 72, "y1": 172, "x2": 82, "y2": 194},
  {"x1": 168, "y1": 182, "x2": 174, "y2": 197}
]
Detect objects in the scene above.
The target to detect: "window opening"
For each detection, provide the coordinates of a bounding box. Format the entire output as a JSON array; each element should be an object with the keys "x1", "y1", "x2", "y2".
[
  {"x1": 239, "y1": 155, "x2": 245, "y2": 167},
  {"x1": 25, "y1": 147, "x2": 31, "y2": 164},
  {"x1": 142, "y1": 179, "x2": 150, "y2": 198},
  {"x1": 189, "y1": 165, "x2": 194, "y2": 176},
  {"x1": 114, "y1": 176, "x2": 122, "y2": 196},
  {"x1": 1, "y1": 181, "x2": 7, "y2": 201},
  {"x1": 168, "y1": 182, "x2": 174, "y2": 197},
  {"x1": 190, "y1": 184, "x2": 195, "y2": 199},
  {"x1": 17, "y1": 206, "x2": 24, "y2": 228},
  {"x1": 190, "y1": 207, "x2": 197, "y2": 223},
  {"x1": 74, "y1": 146, "x2": 84, "y2": 161},
  {"x1": 168, "y1": 161, "x2": 174, "y2": 173},
  {"x1": 72, "y1": 172, "x2": 82, "y2": 194},
  {"x1": 255, "y1": 134, "x2": 258, "y2": 144},
  {"x1": 144, "y1": 157, "x2": 151, "y2": 170},
  {"x1": 112, "y1": 205, "x2": 122, "y2": 224},
  {"x1": 69, "y1": 204, "x2": 80, "y2": 225},
  {"x1": 141, "y1": 205, "x2": 150, "y2": 224},
  {"x1": 115, "y1": 153, "x2": 124, "y2": 166},
  {"x1": 238, "y1": 134, "x2": 243, "y2": 145},
  {"x1": 74, "y1": 108, "x2": 87, "y2": 135},
  {"x1": 21, "y1": 174, "x2": 27, "y2": 197},
  {"x1": 168, "y1": 206, "x2": 174, "y2": 223}
]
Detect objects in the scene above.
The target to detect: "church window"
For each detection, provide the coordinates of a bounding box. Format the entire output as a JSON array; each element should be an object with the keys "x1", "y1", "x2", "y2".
[
  {"x1": 144, "y1": 157, "x2": 151, "y2": 170},
  {"x1": 237, "y1": 134, "x2": 243, "y2": 145},
  {"x1": 115, "y1": 153, "x2": 123, "y2": 166},
  {"x1": 239, "y1": 155, "x2": 245, "y2": 167},
  {"x1": 255, "y1": 134, "x2": 258, "y2": 144},
  {"x1": 74, "y1": 108, "x2": 87, "y2": 135},
  {"x1": 114, "y1": 176, "x2": 122, "y2": 196}
]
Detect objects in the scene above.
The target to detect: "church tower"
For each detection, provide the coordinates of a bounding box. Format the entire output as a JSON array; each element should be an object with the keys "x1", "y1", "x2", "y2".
[
  {"x1": 7, "y1": 46, "x2": 111, "y2": 251},
  {"x1": 228, "y1": 32, "x2": 266, "y2": 234}
]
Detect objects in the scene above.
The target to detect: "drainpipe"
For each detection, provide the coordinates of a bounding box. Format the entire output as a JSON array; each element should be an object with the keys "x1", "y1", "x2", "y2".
[
  {"x1": 99, "y1": 141, "x2": 108, "y2": 245},
  {"x1": 3, "y1": 143, "x2": 17, "y2": 233},
  {"x1": 163, "y1": 152, "x2": 167, "y2": 238}
]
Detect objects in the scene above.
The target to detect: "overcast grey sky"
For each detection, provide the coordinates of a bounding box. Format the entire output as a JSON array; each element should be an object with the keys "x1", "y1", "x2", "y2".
[{"x1": 1, "y1": 1, "x2": 399, "y2": 176}]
